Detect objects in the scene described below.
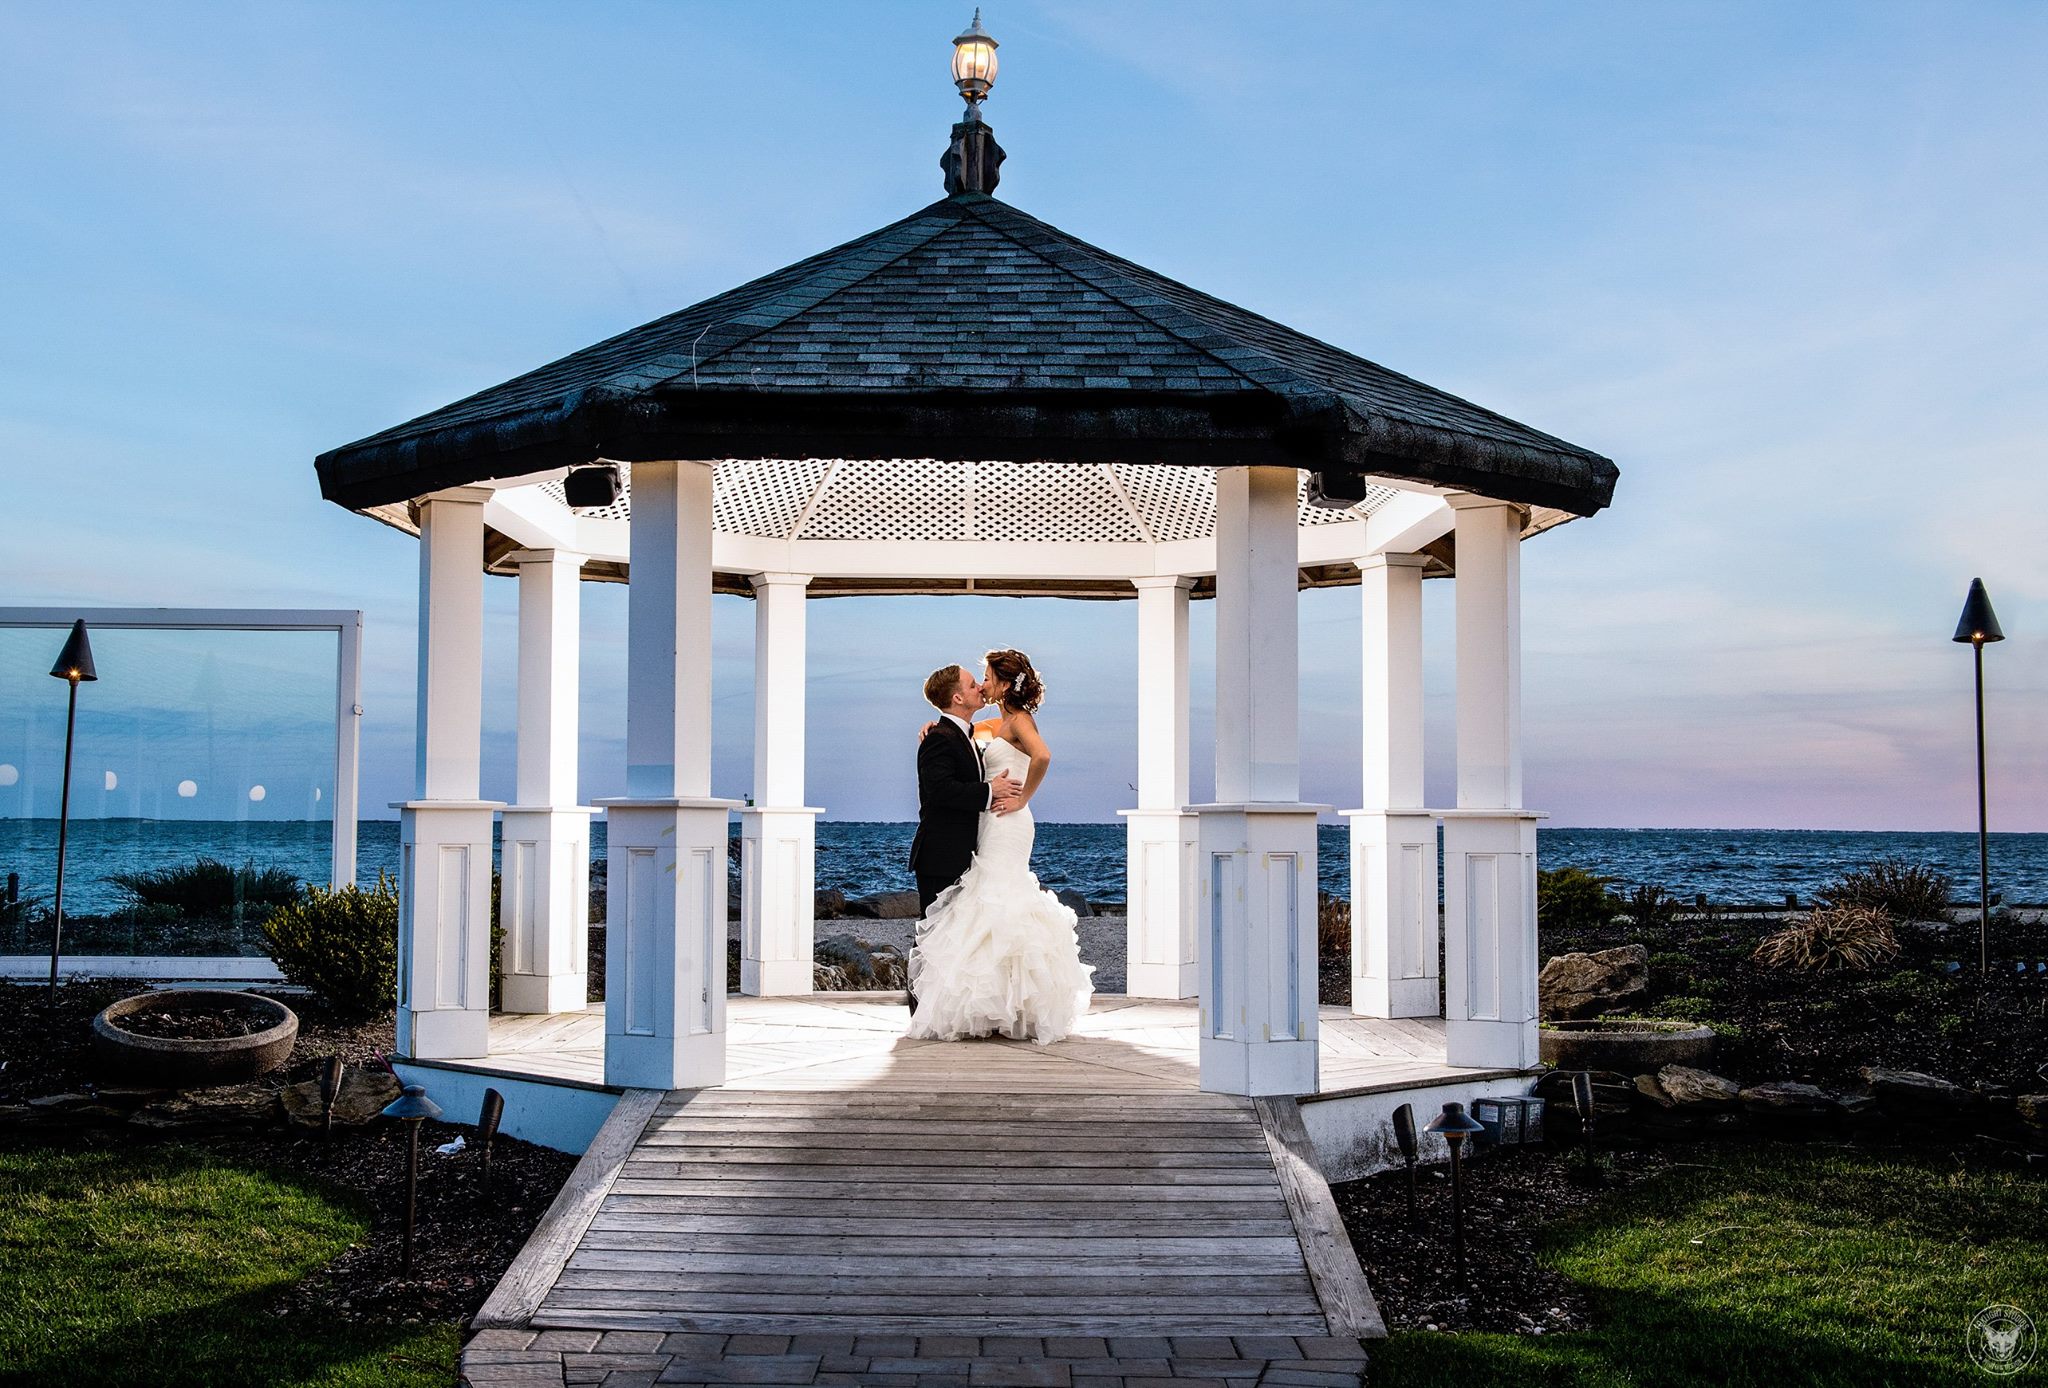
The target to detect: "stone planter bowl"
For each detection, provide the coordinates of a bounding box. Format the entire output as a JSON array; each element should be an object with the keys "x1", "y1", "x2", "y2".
[
  {"x1": 1540, "y1": 1018, "x2": 1715, "y2": 1074},
  {"x1": 92, "y1": 989, "x2": 299, "y2": 1089}
]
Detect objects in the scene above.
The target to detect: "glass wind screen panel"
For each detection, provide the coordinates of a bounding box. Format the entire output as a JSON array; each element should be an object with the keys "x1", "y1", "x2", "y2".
[{"x1": 0, "y1": 627, "x2": 339, "y2": 958}]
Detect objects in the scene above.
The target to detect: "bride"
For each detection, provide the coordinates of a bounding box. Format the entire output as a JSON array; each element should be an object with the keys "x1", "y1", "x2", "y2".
[{"x1": 906, "y1": 649, "x2": 1095, "y2": 1045}]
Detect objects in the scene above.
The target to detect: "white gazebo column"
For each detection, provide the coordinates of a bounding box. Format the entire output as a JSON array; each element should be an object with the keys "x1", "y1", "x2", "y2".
[
  {"x1": 500, "y1": 549, "x2": 595, "y2": 1015},
  {"x1": 1120, "y1": 576, "x2": 1197, "y2": 999},
  {"x1": 1344, "y1": 553, "x2": 1439, "y2": 1018},
  {"x1": 740, "y1": 572, "x2": 820, "y2": 996},
  {"x1": 597, "y1": 460, "x2": 738, "y2": 1090},
  {"x1": 1442, "y1": 496, "x2": 1543, "y2": 1069},
  {"x1": 396, "y1": 488, "x2": 502, "y2": 1060},
  {"x1": 1193, "y1": 467, "x2": 1323, "y2": 1096}
]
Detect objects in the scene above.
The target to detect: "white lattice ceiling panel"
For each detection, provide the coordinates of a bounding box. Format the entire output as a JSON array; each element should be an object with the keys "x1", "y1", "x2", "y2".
[
  {"x1": 798, "y1": 459, "x2": 971, "y2": 541},
  {"x1": 1112, "y1": 464, "x2": 1214, "y2": 542},
  {"x1": 714, "y1": 459, "x2": 832, "y2": 538},
  {"x1": 971, "y1": 463, "x2": 1146, "y2": 543},
  {"x1": 529, "y1": 459, "x2": 1391, "y2": 545}
]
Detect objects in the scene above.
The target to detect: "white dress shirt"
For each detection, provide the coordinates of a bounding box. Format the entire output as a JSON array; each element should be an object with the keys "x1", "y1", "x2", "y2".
[{"x1": 942, "y1": 712, "x2": 993, "y2": 809}]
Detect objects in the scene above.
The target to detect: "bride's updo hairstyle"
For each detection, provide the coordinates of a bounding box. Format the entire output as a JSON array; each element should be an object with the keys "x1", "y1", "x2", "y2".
[{"x1": 983, "y1": 649, "x2": 1044, "y2": 714}]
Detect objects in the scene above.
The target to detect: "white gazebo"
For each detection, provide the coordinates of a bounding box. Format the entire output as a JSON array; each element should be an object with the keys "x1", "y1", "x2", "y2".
[{"x1": 316, "y1": 69, "x2": 1617, "y2": 1099}]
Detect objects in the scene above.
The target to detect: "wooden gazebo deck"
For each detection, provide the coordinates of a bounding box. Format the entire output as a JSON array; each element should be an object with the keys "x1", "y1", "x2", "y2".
[{"x1": 445, "y1": 994, "x2": 1504, "y2": 1099}]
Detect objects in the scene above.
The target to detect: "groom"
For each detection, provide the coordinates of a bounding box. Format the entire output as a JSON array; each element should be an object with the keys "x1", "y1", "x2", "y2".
[{"x1": 906, "y1": 663, "x2": 1020, "y2": 1011}]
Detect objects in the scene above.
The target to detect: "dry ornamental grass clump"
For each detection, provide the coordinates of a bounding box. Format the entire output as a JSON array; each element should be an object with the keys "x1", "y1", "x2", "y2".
[{"x1": 1751, "y1": 903, "x2": 1902, "y2": 973}]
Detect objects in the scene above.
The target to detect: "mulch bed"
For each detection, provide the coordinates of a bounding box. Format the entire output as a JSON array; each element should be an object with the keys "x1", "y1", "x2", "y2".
[
  {"x1": 1332, "y1": 1142, "x2": 1677, "y2": 1334},
  {"x1": 2, "y1": 980, "x2": 578, "y2": 1327}
]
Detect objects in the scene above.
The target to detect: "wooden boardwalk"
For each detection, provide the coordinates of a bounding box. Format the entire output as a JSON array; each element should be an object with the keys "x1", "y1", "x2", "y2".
[
  {"x1": 533, "y1": 1087, "x2": 1334, "y2": 1335},
  {"x1": 451, "y1": 993, "x2": 1521, "y2": 1381}
]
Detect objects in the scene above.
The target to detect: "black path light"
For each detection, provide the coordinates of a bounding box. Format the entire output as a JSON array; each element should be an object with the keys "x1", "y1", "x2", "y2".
[
  {"x1": 381, "y1": 1083, "x2": 442, "y2": 1276},
  {"x1": 477, "y1": 1088, "x2": 506, "y2": 1196},
  {"x1": 1424, "y1": 1101, "x2": 1486, "y2": 1287},
  {"x1": 1571, "y1": 1070, "x2": 1601, "y2": 1184},
  {"x1": 1391, "y1": 1102, "x2": 1419, "y2": 1221},
  {"x1": 1953, "y1": 578, "x2": 2005, "y2": 976},
  {"x1": 45, "y1": 620, "x2": 96, "y2": 997}
]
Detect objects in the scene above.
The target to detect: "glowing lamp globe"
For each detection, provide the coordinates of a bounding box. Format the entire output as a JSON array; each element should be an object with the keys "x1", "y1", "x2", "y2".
[{"x1": 951, "y1": 9, "x2": 999, "y2": 103}]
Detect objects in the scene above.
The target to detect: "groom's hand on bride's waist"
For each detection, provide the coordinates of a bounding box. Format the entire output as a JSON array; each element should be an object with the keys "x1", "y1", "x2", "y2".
[{"x1": 988, "y1": 772, "x2": 1022, "y2": 815}]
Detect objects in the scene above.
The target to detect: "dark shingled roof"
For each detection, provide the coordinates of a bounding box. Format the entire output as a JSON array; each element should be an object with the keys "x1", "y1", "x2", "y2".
[{"x1": 316, "y1": 193, "x2": 1618, "y2": 516}]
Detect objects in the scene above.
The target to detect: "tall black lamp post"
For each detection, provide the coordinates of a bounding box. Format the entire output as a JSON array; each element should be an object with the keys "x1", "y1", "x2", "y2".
[
  {"x1": 46, "y1": 620, "x2": 96, "y2": 998},
  {"x1": 1952, "y1": 579, "x2": 2004, "y2": 976}
]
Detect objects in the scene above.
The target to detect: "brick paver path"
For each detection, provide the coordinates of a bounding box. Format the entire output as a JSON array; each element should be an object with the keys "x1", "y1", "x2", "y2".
[{"x1": 461, "y1": 1329, "x2": 1369, "y2": 1387}]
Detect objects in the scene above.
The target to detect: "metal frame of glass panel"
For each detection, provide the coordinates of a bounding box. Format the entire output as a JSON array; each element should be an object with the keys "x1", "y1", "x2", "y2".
[{"x1": 0, "y1": 607, "x2": 362, "y2": 979}]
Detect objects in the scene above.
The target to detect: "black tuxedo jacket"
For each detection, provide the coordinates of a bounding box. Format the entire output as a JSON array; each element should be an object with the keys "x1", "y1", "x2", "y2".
[{"x1": 909, "y1": 717, "x2": 986, "y2": 888}]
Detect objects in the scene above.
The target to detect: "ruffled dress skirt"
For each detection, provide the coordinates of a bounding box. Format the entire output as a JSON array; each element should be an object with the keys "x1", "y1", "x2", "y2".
[{"x1": 906, "y1": 811, "x2": 1095, "y2": 1045}]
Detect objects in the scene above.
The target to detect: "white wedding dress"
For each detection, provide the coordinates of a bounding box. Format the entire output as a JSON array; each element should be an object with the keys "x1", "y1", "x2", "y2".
[{"x1": 906, "y1": 734, "x2": 1095, "y2": 1045}]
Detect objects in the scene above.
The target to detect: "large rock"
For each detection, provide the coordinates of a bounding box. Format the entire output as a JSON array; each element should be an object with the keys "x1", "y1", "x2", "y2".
[
  {"x1": 2016, "y1": 1094, "x2": 2048, "y2": 1146},
  {"x1": 1858, "y1": 1066, "x2": 1979, "y2": 1121},
  {"x1": 280, "y1": 1066, "x2": 401, "y2": 1129},
  {"x1": 814, "y1": 887, "x2": 848, "y2": 919},
  {"x1": 814, "y1": 934, "x2": 909, "y2": 990},
  {"x1": 1056, "y1": 889, "x2": 1093, "y2": 918},
  {"x1": 845, "y1": 889, "x2": 921, "y2": 920},
  {"x1": 1738, "y1": 1081, "x2": 1843, "y2": 1122},
  {"x1": 1635, "y1": 1064, "x2": 1742, "y2": 1110},
  {"x1": 1538, "y1": 944, "x2": 1648, "y2": 1020}
]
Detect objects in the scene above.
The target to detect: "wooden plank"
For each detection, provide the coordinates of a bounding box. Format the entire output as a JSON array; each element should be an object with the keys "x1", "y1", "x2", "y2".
[
  {"x1": 564, "y1": 1249, "x2": 1311, "y2": 1275},
  {"x1": 618, "y1": 1160, "x2": 1277, "y2": 1185},
  {"x1": 526, "y1": 1308, "x2": 1334, "y2": 1335},
  {"x1": 582, "y1": 1213, "x2": 1300, "y2": 1238},
  {"x1": 618, "y1": 1144, "x2": 1275, "y2": 1170},
  {"x1": 1255, "y1": 1095, "x2": 1386, "y2": 1341},
  {"x1": 605, "y1": 1177, "x2": 1290, "y2": 1202},
  {"x1": 597, "y1": 1195, "x2": 1290, "y2": 1220},
  {"x1": 569, "y1": 1244, "x2": 1302, "y2": 1269},
  {"x1": 469, "y1": 1087, "x2": 664, "y2": 1330},
  {"x1": 538, "y1": 1289, "x2": 1324, "y2": 1316},
  {"x1": 549, "y1": 1270, "x2": 1318, "y2": 1297},
  {"x1": 643, "y1": 1116, "x2": 1260, "y2": 1137},
  {"x1": 632, "y1": 1130, "x2": 1271, "y2": 1153}
]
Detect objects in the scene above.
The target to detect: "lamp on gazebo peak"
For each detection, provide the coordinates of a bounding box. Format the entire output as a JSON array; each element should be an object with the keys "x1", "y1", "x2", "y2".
[
  {"x1": 46, "y1": 620, "x2": 96, "y2": 998},
  {"x1": 944, "y1": 11, "x2": 1005, "y2": 196},
  {"x1": 951, "y1": 9, "x2": 999, "y2": 110},
  {"x1": 1953, "y1": 577, "x2": 2004, "y2": 977}
]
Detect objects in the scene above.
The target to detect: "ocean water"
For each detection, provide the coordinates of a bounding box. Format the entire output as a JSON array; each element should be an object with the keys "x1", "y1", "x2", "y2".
[{"x1": 3, "y1": 819, "x2": 2045, "y2": 917}]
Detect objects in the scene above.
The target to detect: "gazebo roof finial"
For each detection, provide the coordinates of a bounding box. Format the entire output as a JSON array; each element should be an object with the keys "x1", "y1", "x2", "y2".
[{"x1": 943, "y1": 9, "x2": 1005, "y2": 197}]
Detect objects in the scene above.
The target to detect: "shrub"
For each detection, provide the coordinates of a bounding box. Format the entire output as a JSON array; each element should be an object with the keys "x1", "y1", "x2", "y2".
[
  {"x1": 1317, "y1": 892, "x2": 1350, "y2": 958},
  {"x1": 1751, "y1": 904, "x2": 1901, "y2": 974},
  {"x1": 1621, "y1": 883, "x2": 1680, "y2": 930},
  {"x1": 1816, "y1": 858, "x2": 1952, "y2": 922},
  {"x1": 107, "y1": 857, "x2": 301, "y2": 921},
  {"x1": 1537, "y1": 866, "x2": 1620, "y2": 931},
  {"x1": 260, "y1": 874, "x2": 399, "y2": 1017}
]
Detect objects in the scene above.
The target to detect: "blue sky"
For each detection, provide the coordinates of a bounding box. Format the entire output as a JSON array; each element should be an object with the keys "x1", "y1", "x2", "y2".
[{"x1": 1, "y1": 1, "x2": 2042, "y2": 831}]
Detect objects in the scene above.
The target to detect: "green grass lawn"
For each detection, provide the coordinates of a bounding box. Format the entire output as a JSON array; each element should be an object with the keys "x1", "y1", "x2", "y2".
[
  {"x1": 1373, "y1": 1141, "x2": 2048, "y2": 1386},
  {"x1": 0, "y1": 1142, "x2": 458, "y2": 1387}
]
